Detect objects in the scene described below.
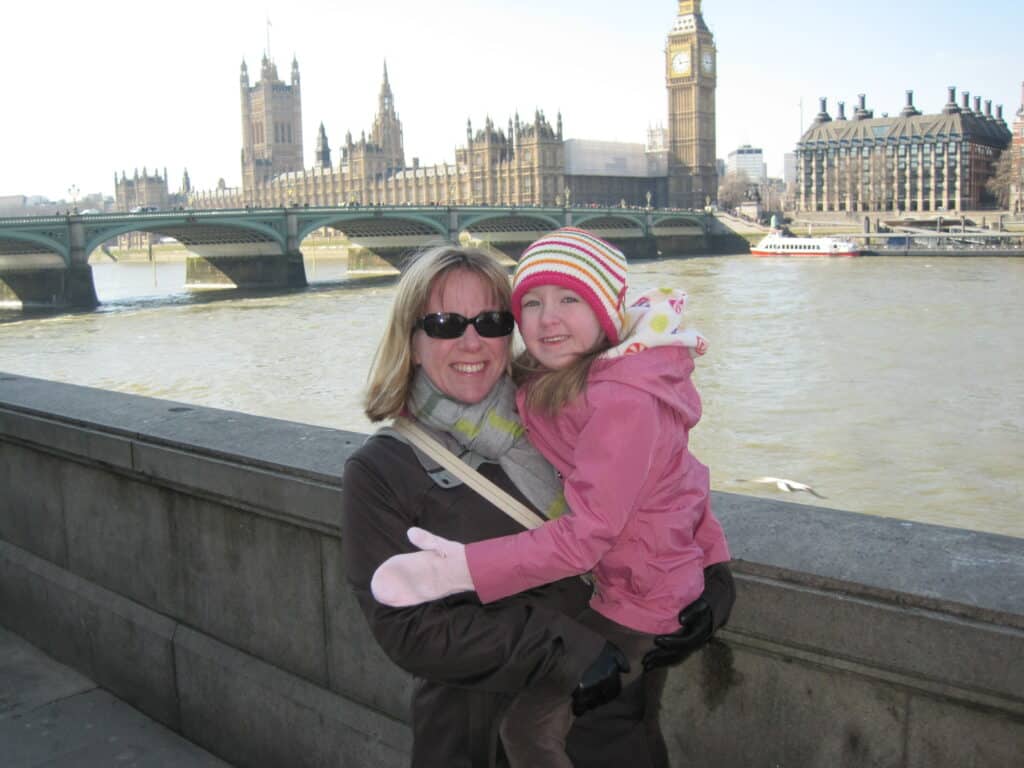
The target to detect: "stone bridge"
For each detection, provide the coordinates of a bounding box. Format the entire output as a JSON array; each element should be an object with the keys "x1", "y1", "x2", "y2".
[{"x1": 0, "y1": 206, "x2": 718, "y2": 310}]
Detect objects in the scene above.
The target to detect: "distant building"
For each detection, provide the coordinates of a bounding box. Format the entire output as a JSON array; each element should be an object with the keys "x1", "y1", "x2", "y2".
[
  {"x1": 795, "y1": 89, "x2": 1011, "y2": 213},
  {"x1": 783, "y1": 153, "x2": 797, "y2": 187},
  {"x1": 727, "y1": 145, "x2": 766, "y2": 183},
  {"x1": 563, "y1": 139, "x2": 667, "y2": 207},
  {"x1": 240, "y1": 55, "x2": 304, "y2": 191},
  {"x1": 1012, "y1": 82, "x2": 1024, "y2": 214},
  {"x1": 187, "y1": 3, "x2": 721, "y2": 211}
]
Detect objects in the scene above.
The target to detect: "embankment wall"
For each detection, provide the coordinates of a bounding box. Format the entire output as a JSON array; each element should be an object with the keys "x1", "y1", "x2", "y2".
[{"x1": 1, "y1": 374, "x2": 1020, "y2": 767}]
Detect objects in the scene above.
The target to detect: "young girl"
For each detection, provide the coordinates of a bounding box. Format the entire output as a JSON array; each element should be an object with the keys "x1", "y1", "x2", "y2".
[{"x1": 373, "y1": 227, "x2": 730, "y2": 767}]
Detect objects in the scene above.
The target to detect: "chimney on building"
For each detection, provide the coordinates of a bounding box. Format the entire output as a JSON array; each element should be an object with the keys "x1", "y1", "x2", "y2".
[
  {"x1": 943, "y1": 86, "x2": 960, "y2": 114},
  {"x1": 961, "y1": 91, "x2": 971, "y2": 113},
  {"x1": 837, "y1": 101, "x2": 847, "y2": 120},
  {"x1": 974, "y1": 96, "x2": 982, "y2": 115},
  {"x1": 854, "y1": 93, "x2": 872, "y2": 120},
  {"x1": 900, "y1": 90, "x2": 921, "y2": 117},
  {"x1": 814, "y1": 97, "x2": 832, "y2": 123}
]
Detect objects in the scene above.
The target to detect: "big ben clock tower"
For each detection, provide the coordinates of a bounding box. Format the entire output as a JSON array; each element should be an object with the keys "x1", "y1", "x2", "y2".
[{"x1": 666, "y1": 1, "x2": 717, "y2": 208}]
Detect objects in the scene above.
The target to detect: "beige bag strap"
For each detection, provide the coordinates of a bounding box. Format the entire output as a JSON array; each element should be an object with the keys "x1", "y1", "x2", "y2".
[{"x1": 392, "y1": 417, "x2": 545, "y2": 531}]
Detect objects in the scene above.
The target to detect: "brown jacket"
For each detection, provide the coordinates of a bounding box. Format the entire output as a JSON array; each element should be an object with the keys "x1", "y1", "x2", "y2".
[{"x1": 343, "y1": 432, "x2": 661, "y2": 767}]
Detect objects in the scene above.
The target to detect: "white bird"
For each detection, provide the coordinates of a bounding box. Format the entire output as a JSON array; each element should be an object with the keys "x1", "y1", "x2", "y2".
[{"x1": 739, "y1": 476, "x2": 827, "y2": 499}]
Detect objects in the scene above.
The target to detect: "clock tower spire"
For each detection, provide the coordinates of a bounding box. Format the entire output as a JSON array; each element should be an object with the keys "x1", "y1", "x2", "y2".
[{"x1": 665, "y1": 0, "x2": 717, "y2": 208}]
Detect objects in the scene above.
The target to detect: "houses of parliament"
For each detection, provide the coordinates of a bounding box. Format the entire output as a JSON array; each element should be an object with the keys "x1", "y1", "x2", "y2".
[{"x1": 121, "y1": 2, "x2": 718, "y2": 213}]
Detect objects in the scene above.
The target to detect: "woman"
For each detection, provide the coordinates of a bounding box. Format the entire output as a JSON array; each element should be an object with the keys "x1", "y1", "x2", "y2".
[{"x1": 341, "y1": 244, "x2": 734, "y2": 767}]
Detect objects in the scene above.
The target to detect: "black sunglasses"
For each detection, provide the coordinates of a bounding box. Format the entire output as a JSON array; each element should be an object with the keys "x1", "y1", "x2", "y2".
[{"x1": 414, "y1": 311, "x2": 515, "y2": 339}]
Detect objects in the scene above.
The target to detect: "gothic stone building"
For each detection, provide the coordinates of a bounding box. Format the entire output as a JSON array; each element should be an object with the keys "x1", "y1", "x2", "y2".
[
  {"x1": 796, "y1": 89, "x2": 1011, "y2": 213},
  {"x1": 189, "y1": 2, "x2": 717, "y2": 211},
  {"x1": 1011, "y1": 82, "x2": 1024, "y2": 214}
]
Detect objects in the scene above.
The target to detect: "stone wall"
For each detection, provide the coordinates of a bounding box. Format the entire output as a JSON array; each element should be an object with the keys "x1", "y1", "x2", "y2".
[{"x1": 1, "y1": 373, "x2": 1021, "y2": 767}]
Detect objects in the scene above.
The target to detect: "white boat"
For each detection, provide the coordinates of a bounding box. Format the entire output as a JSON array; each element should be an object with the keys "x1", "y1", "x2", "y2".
[{"x1": 750, "y1": 231, "x2": 859, "y2": 257}]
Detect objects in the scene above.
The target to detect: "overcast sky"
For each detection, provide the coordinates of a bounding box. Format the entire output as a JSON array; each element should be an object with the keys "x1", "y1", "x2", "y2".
[{"x1": 3, "y1": 0, "x2": 1020, "y2": 202}]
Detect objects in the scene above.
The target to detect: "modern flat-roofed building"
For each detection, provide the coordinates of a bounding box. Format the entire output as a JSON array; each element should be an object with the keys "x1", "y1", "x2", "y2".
[
  {"x1": 727, "y1": 145, "x2": 766, "y2": 183},
  {"x1": 795, "y1": 89, "x2": 1011, "y2": 213}
]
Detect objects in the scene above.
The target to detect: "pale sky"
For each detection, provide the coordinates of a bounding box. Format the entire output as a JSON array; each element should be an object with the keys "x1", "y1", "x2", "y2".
[{"x1": 3, "y1": 0, "x2": 1021, "y2": 202}]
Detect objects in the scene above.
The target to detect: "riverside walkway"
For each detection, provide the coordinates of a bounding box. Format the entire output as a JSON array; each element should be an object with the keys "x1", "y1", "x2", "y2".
[{"x1": 1, "y1": 626, "x2": 227, "y2": 767}]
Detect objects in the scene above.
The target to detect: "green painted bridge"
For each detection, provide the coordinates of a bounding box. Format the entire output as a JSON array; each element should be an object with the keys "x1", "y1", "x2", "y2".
[{"x1": 0, "y1": 205, "x2": 713, "y2": 310}]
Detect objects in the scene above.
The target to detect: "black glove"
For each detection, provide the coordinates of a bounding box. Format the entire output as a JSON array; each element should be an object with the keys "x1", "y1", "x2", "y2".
[
  {"x1": 642, "y1": 597, "x2": 713, "y2": 672},
  {"x1": 571, "y1": 641, "x2": 630, "y2": 717}
]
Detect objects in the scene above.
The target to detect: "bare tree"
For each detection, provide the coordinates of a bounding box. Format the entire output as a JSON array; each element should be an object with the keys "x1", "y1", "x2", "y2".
[
  {"x1": 986, "y1": 151, "x2": 1015, "y2": 209},
  {"x1": 717, "y1": 171, "x2": 751, "y2": 211}
]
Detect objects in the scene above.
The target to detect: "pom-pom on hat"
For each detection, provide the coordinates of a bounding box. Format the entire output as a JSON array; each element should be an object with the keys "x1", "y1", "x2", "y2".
[{"x1": 511, "y1": 227, "x2": 628, "y2": 344}]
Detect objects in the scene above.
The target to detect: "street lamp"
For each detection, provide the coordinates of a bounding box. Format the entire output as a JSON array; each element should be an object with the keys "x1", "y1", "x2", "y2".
[{"x1": 67, "y1": 184, "x2": 80, "y2": 213}]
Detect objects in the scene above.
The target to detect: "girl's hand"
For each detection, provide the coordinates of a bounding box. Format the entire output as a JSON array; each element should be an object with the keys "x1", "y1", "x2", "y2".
[{"x1": 370, "y1": 527, "x2": 474, "y2": 607}]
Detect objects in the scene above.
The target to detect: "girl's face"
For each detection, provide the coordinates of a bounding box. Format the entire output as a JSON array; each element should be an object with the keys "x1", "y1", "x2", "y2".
[{"x1": 517, "y1": 284, "x2": 603, "y2": 370}]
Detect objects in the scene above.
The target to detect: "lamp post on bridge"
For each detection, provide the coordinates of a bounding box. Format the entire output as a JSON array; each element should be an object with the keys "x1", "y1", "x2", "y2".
[{"x1": 67, "y1": 184, "x2": 79, "y2": 214}]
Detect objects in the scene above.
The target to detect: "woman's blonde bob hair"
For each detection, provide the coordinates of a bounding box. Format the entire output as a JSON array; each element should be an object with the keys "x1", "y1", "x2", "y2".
[{"x1": 363, "y1": 244, "x2": 513, "y2": 422}]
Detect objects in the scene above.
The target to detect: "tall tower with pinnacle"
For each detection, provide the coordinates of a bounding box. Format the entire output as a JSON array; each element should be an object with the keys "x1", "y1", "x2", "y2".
[
  {"x1": 239, "y1": 54, "x2": 305, "y2": 193},
  {"x1": 665, "y1": 1, "x2": 717, "y2": 208},
  {"x1": 370, "y1": 62, "x2": 405, "y2": 173}
]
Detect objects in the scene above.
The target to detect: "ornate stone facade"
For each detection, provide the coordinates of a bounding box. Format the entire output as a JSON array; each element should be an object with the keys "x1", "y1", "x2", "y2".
[
  {"x1": 795, "y1": 89, "x2": 1012, "y2": 213},
  {"x1": 1011, "y1": 82, "x2": 1024, "y2": 214},
  {"x1": 240, "y1": 55, "x2": 304, "y2": 191},
  {"x1": 189, "y1": 4, "x2": 718, "y2": 212}
]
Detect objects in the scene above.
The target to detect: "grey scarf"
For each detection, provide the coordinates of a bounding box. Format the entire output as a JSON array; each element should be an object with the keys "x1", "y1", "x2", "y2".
[{"x1": 406, "y1": 370, "x2": 566, "y2": 520}]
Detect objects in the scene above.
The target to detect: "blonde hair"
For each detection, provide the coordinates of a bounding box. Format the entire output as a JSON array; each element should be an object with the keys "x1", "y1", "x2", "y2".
[
  {"x1": 511, "y1": 335, "x2": 613, "y2": 415},
  {"x1": 363, "y1": 244, "x2": 513, "y2": 422}
]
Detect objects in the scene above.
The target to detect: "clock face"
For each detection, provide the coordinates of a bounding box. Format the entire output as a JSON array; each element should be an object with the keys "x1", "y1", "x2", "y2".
[
  {"x1": 702, "y1": 52, "x2": 714, "y2": 73},
  {"x1": 671, "y1": 51, "x2": 690, "y2": 75}
]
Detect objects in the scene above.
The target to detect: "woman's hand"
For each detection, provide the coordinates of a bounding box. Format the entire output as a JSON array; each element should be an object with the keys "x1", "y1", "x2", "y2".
[
  {"x1": 371, "y1": 527, "x2": 474, "y2": 607},
  {"x1": 641, "y1": 562, "x2": 736, "y2": 671}
]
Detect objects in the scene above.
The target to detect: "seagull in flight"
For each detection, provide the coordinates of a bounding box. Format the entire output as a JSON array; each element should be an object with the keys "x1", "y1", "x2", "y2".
[{"x1": 739, "y1": 476, "x2": 827, "y2": 499}]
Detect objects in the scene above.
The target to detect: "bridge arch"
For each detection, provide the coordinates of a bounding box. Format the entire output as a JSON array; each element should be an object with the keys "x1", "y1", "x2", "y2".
[
  {"x1": 296, "y1": 211, "x2": 447, "y2": 242},
  {"x1": 457, "y1": 210, "x2": 563, "y2": 234},
  {"x1": 83, "y1": 217, "x2": 286, "y2": 257},
  {"x1": 651, "y1": 212, "x2": 706, "y2": 229},
  {"x1": 570, "y1": 212, "x2": 648, "y2": 234},
  {"x1": 0, "y1": 230, "x2": 69, "y2": 262}
]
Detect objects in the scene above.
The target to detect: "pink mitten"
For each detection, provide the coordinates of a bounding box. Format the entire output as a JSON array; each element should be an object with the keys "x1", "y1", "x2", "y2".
[{"x1": 371, "y1": 527, "x2": 474, "y2": 607}]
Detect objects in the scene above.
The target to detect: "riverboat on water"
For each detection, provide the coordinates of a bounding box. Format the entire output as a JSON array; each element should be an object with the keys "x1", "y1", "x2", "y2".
[{"x1": 751, "y1": 232, "x2": 860, "y2": 257}]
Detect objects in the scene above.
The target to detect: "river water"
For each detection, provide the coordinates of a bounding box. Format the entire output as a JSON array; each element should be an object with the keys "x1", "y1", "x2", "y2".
[{"x1": 1, "y1": 254, "x2": 1021, "y2": 538}]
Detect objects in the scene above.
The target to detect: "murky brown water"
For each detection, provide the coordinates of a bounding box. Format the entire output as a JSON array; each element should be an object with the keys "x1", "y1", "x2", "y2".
[{"x1": 1, "y1": 254, "x2": 1021, "y2": 538}]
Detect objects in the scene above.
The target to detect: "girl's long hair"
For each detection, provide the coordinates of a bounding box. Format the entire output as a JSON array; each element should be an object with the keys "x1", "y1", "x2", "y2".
[{"x1": 512, "y1": 334, "x2": 612, "y2": 415}]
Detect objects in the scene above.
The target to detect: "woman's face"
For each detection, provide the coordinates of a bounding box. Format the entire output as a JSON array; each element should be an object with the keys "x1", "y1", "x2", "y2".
[{"x1": 412, "y1": 269, "x2": 511, "y2": 404}]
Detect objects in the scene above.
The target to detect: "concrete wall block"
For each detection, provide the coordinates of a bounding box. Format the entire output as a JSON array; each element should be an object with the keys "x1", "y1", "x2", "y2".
[
  {"x1": 60, "y1": 460, "x2": 183, "y2": 614},
  {"x1": 131, "y1": 441, "x2": 343, "y2": 533},
  {"x1": 0, "y1": 540, "x2": 179, "y2": 728},
  {"x1": 0, "y1": 441, "x2": 68, "y2": 564},
  {"x1": 0, "y1": 408, "x2": 133, "y2": 471},
  {"x1": 731, "y1": 575, "x2": 1024, "y2": 701},
  {"x1": 174, "y1": 626, "x2": 411, "y2": 768},
  {"x1": 57, "y1": 459, "x2": 329, "y2": 685},
  {"x1": 322, "y1": 537, "x2": 413, "y2": 721},
  {"x1": 168, "y1": 494, "x2": 329, "y2": 685},
  {"x1": 905, "y1": 694, "x2": 1024, "y2": 768},
  {"x1": 0, "y1": 541, "x2": 93, "y2": 672},
  {"x1": 659, "y1": 639, "x2": 908, "y2": 768}
]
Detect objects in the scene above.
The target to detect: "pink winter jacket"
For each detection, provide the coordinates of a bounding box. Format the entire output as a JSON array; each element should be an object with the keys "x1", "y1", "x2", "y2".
[{"x1": 465, "y1": 345, "x2": 730, "y2": 635}]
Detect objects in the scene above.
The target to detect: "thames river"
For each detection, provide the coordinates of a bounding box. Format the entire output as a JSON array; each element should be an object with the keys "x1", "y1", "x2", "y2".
[{"x1": 1, "y1": 253, "x2": 1021, "y2": 539}]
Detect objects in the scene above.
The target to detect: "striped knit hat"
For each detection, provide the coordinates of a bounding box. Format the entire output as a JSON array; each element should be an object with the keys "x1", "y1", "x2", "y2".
[{"x1": 511, "y1": 227, "x2": 628, "y2": 344}]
